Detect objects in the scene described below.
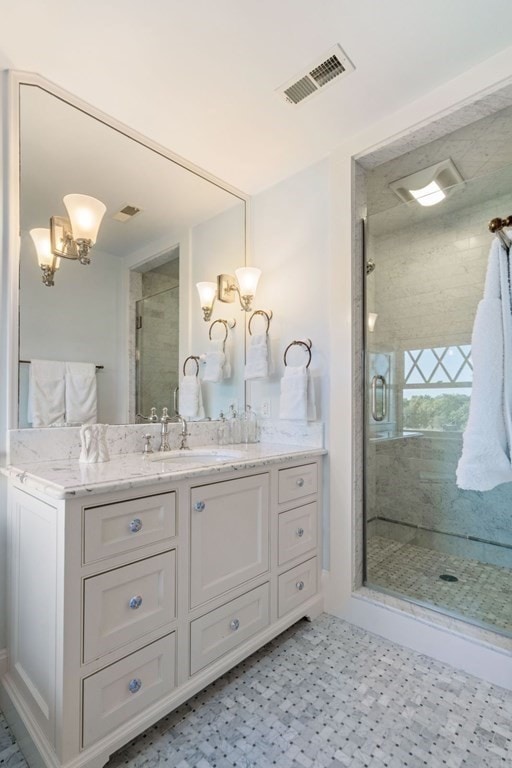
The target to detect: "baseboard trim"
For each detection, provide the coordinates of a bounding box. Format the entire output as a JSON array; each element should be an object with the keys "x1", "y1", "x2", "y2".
[
  {"x1": 334, "y1": 592, "x2": 512, "y2": 691},
  {"x1": 0, "y1": 648, "x2": 7, "y2": 678}
]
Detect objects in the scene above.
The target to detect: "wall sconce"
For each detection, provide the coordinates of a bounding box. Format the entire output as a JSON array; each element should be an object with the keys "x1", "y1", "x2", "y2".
[
  {"x1": 196, "y1": 281, "x2": 217, "y2": 322},
  {"x1": 50, "y1": 193, "x2": 106, "y2": 265},
  {"x1": 196, "y1": 267, "x2": 261, "y2": 322},
  {"x1": 368, "y1": 313, "x2": 378, "y2": 333},
  {"x1": 30, "y1": 228, "x2": 61, "y2": 287}
]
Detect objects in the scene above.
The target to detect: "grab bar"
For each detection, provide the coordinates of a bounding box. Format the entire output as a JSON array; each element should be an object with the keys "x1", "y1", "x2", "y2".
[{"x1": 371, "y1": 375, "x2": 387, "y2": 422}]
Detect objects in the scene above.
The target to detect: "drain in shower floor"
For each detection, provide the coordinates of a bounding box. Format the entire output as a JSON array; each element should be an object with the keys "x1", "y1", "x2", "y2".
[{"x1": 439, "y1": 574, "x2": 458, "y2": 582}]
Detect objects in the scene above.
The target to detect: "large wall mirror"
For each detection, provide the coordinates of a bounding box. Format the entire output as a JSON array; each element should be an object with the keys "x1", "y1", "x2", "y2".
[{"x1": 15, "y1": 77, "x2": 248, "y2": 428}]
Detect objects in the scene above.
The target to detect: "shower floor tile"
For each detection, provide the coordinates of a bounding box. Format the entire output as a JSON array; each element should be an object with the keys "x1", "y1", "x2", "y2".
[{"x1": 366, "y1": 535, "x2": 512, "y2": 634}]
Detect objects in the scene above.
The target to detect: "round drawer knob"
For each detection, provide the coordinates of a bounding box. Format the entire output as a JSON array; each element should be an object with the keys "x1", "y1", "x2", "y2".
[
  {"x1": 128, "y1": 678, "x2": 142, "y2": 694},
  {"x1": 296, "y1": 527, "x2": 305, "y2": 537},
  {"x1": 296, "y1": 478, "x2": 305, "y2": 487},
  {"x1": 230, "y1": 618, "x2": 240, "y2": 631},
  {"x1": 129, "y1": 518, "x2": 142, "y2": 533},
  {"x1": 296, "y1": 580, "x2": 305, "y2": 591},
  {"x1": 129, "y1": 595, "x2": 143, "y2": 610},
  {"x1": 194, "y1": 501, "x2": 206, "y2": 512}
]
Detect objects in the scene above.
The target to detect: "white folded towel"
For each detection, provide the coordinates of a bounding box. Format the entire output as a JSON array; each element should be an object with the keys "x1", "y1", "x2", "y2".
[
  {"x1": 456, "y1": 238, "x2": 512, "y2": 491},
  {"x1": 202, "y1": 340, "x2": 230, "y2": 382},
  {"x1": 28, "y1": 360, "x2": 66, "y2": 427},
  {"x1": 279, "y1": 365, "x2": 316, "y2": 421},
  {"x1": 245, "y1": 333, "x2": 270, "y2": 380},
  {"x1": 179, "y1": 375, "x2": 205, "y2": 420},
  {"x1": 65, "y1": 362, "x2": 97, "y2": 425}
]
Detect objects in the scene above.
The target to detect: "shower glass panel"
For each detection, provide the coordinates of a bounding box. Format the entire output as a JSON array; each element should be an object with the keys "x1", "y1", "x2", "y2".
[
  {"x1": 136, "y1": 286, "x2": 179, "y2": 416},
  {"x1": 363, "y1": 172, "x2": 512, "y2": 637}
]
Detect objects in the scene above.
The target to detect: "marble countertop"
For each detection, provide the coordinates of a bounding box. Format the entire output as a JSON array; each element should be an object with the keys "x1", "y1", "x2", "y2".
[{"x1": 3, "y1": 443, "x2": 326, "y2": 500}]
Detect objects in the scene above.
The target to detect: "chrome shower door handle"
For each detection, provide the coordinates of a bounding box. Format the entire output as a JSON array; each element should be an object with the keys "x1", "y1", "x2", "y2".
[{"x1": 371, "y1": 375, "x2": 387, "y2": 422}]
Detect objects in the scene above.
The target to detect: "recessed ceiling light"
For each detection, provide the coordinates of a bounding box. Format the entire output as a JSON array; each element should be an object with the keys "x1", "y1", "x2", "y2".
[
  {"x1": 409, "y1": 181, "x2": 446, "y2": 207},
  {"x1": 389, "y1": 159, "x2": 463, "y2": 207}
]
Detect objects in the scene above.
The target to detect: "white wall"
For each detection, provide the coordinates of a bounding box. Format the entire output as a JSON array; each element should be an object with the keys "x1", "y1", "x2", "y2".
[
  {"x1": 0, "y1": 71, "x2": 7, "y2": 651},
  {"x1": 250, "y1": 159, "x2": 331, "y2": 563}
]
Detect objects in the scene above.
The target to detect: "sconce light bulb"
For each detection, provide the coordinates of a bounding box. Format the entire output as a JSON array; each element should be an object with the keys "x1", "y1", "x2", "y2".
[
  {"x1": 196, "y1": 281, "x2": 217, "y2": 321},
  {"x1": 63, "y1": 193, "x2": 106, "y2": 245},
  {"x1": 235, "y1": 267, "x2": 261, "y2": 312}
]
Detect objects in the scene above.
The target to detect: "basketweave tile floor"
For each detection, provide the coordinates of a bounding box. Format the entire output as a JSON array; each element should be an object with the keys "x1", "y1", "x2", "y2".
[
  {"x1": 1, "y1": 614, "x2": 512, "y2": 768},
  {"x1": 366, "y1": 535, "x2": 512, "y2": 635}
]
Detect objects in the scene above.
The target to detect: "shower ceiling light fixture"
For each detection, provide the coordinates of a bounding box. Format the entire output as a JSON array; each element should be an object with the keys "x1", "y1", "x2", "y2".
[{"x1": 389, "y1": 159, "x2": 463, "y2": 208}]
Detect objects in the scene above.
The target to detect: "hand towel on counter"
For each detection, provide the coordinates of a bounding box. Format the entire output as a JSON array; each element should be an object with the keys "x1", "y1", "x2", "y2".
[
  {"x1": 28, "y1": 360, "x2": 66, "y2": 427},
  {"x1": 245, "y1": 333, "x2": 271, "y2": 380},
  {"x1": 65, "y1": 362, "x2": 97, "y2": 425},
  {"x1": 202, "y1": 340, "x2": 231, "y2": 382},
  {"x1": 457, "y1": 237, "x2": 512, "y2": 491},
  {"x1": 179, "y1": 374, "x2": 205, "y2": 420},
  {"x1": 279, "y1": 365, "x2": 316, "y2": 421}
]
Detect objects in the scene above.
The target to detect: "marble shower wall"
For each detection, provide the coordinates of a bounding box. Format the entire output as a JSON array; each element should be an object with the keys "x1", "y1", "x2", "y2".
[{"x1": 366, "y1": 190, "x2": 512, "y2": 568}]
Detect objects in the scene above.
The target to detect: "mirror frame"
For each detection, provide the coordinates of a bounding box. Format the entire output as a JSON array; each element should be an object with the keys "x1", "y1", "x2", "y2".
[{"x1": 5, "y1": 70, "x2": 251, "y2": 430}]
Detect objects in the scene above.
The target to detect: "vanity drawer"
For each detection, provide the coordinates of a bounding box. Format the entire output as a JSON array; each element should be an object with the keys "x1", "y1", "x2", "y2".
[
  {"x1": 278, "y1": 464, "x2": 317, "y2": 504},
  {"x1": 82, "y1": 633, "x2": 176, "y2": 748},
  {"x1": 190, "y1": 583, "x2": 270, "y2": 675},
  {"x1": 83, "y1": 551, "x2": 176, "y2": 663},
  {"x1": 278, "y1": 502, "x2": 317, "y2": 565},
  {"x1": 83, "y1": 492, "x2": 176, "y2": 564},
  {"x1": 278, "y1": 558, "x2": 317, "y2": 618}
]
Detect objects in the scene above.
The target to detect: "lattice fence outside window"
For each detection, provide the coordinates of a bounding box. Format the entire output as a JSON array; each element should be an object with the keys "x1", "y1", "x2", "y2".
[{"x1": 404, "y1": 345, "x2": 472, "y2": 388}]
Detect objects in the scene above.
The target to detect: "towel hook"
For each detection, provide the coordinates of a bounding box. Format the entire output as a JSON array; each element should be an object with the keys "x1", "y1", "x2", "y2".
[
  {"x1": 182, "y1": 355, "x2": 200, "y2": 377},
  {"x1": 248, "y1": 309, "x2": 273, "y2": 336},
  {"x1": 283, "y1": 339, "x2": 312, "y2": 369},
  {"x1": 208, "y1": 318, "x2": 236, "y2": 343}
]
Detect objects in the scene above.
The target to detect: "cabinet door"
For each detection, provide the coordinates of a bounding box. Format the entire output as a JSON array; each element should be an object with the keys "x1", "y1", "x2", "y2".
[{"x1": 190, "y1": 474, "x2": 269, "y2": 608}]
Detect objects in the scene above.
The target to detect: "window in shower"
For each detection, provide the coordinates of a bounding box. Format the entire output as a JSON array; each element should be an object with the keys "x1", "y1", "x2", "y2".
[{"x1": 402, "y1": 345, "x2": 472, "y2": 431}]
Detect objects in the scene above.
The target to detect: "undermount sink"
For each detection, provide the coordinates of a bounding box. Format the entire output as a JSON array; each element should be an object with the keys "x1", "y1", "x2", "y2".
[{"x1": 146, "y1": 447, "x2": 247, "y2": 462}]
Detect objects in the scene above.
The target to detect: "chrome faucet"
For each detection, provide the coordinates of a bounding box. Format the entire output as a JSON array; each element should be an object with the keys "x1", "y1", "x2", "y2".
[
  {"x1": 175, "y1": 412, "x2": 189, "y2": 450},
  {"x1": 173, "y1": 385, "x2": 189, "y2": 450},
  {"x1": 159, "y1": 407, "x2": 172, "y2": 452}
]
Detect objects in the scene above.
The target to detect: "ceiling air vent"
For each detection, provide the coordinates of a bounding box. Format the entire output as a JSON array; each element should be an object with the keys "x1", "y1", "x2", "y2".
[
  {"x1": 113, "y1": 204, "x2": 142, "y2": 223},
  {"x1": 278, "y1": 44, "x2": 355, "y2": 105}
]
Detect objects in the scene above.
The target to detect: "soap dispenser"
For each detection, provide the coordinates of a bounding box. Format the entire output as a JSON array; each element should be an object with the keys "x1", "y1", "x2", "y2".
[
  {"x1": 229, "y1": 404, "x2": 241, "y2": 443},
  {"x1": 217, "y1": 411, "x2": 231, "y2": 446}
]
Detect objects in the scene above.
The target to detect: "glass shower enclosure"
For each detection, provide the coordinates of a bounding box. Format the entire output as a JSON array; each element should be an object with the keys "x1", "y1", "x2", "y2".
[{"x1": 363, "y1": 170, "x2": 512, "y2": 638}]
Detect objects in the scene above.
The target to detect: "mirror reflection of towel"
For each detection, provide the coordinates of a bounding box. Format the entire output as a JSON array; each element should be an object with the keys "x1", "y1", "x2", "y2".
[
  {"x1": 28, "y1": 359, "x2": 66, "y2": 427},
  {"x1": 245, "y1": 333, "x2": 271, "y2": 380},
  {"x1": 65, "y1": 362, "x2": 97, "y2": 425},
  {"x1": 179, "y1": 375, "x2": 205, "y2": 420},
  {"x1": 203, "y1": 340, "x2": 230, "y2": 382}
]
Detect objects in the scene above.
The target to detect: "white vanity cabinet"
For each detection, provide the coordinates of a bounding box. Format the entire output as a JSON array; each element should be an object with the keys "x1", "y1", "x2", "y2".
[{"x1": 2, "y1": 456, "x2": 323, "y2": 768}]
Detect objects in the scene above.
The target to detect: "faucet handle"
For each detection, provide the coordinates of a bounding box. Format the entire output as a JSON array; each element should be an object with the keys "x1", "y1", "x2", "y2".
[
  {"x1": 149, "y1": 407, "x2": 158, "y2": 422},
  {"x1": 161, "y1": 407, "x2": 170, "y2": 422},
  {"x1": 142, "y1": 434, "x2": 153, "y2": 455}
]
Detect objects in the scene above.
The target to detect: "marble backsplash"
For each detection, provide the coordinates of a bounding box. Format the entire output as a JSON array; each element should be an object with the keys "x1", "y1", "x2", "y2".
[
  {"x1": 8, "y1": 419, "x2": 324, "y2": 465},
  {"x1": 367, "y1": 433, "x2": 512, "y2": 566}
]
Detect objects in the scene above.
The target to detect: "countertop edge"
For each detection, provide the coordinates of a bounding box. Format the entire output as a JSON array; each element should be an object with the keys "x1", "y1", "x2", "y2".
[{"x1": 3, "y1": 446, "x2": 327, "y2": 500}]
